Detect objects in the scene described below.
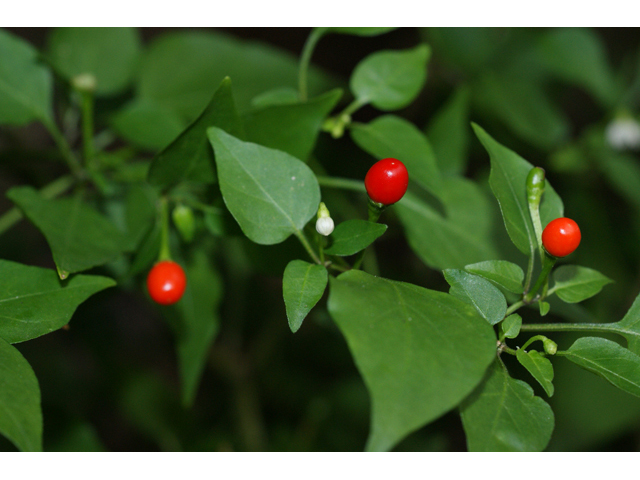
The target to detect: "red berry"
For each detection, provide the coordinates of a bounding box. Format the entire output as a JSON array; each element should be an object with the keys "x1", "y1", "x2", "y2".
[
  {"x1": 364, "y1": 158, "x2": 409, "y2": 205},
  {"x1": 146, "y1": 260, "x2": 187, "y2": 305},
  {"x1": 542, "y1": 217, "x2": 581, "y2": 258}
]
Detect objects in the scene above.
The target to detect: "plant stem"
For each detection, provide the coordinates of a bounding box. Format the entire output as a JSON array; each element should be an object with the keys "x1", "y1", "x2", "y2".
[
  {"x1": 80, "y1": 90, "x2": 95, "y2": 170},
  {"x1": 298, "y1": 28, "x2": 327, "y2": 101},
  {"x1": 317, "y1": 176, "x2": 366, "y2": 194},
  {"x1": 519, "y1": 322, "x2": 623, "y2": 335},
  {"x1": 41, "y1": 117, "x2": 83, "y2": 178},
  {"x1": 523, "y1": 254, "x2": 557, "y2": 303},
  {"x1": 295, "y1": 230, "x2": 321, "y2": 264},
  {"x1": 0, "y1": 174, "x2": 75, "y2": 235},
  {"x1": 505, "y1": 300, "x2": 524, "y2": 316},
  {"x1": 158, "y1": 196, "x2": 172, "y2": 261}
]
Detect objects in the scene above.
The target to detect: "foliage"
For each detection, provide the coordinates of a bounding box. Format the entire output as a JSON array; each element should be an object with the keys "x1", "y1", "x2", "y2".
[{"x1": 2, "y1": 27, "x2": 640, "y2": 452}]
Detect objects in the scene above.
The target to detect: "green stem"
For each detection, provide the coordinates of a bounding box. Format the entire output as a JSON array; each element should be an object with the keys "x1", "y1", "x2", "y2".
[
  {"x1": 295, "y1": 230, "x2": 321, "y2": 264},
  {"x1": 505, "y1": 300, "x2": 524, "y2": 316},
  {"x1": 317, "y1": 176, "x2": 366, "y2": 193},
  {"x1": 80, "y1": 90, "x2": 95, "y2": 169},
  {"x1": 519, "y1": 322, "x2": 623, "y2": 335},
  {"x1": 523, "y1": 249, "x2": 535, "y2": 294},
  {"x1": 523, "y1": 254, "x2": 557, "y2": 303},
  {"x1": 298, "y1": 28, "x2": 327, "y2": 101},
  {"x1": 520, "y1": 335, "x2": 548, "y2": 351},
  {"x1": 158, "y1": 196, "x2": 172, "y2": 262},
  {"x1": 0, "y1": 174, "x2": 75, "y2": 235},
  {"x1": 41, "y1": 117, "x2": 83, "y2": 178}
]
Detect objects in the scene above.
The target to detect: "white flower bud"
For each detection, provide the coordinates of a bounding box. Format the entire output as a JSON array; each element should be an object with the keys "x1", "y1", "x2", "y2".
[
  {"x1": 605, "y1": 116, "x2": 640, "y2": 151},
  {"x1": 316, "y1": 216, "x2": 334, "y2": 236}
]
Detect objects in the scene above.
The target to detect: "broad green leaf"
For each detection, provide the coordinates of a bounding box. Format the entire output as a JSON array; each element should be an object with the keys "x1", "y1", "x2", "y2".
[
  {"x1": 537, "y1": 28, "x2": 617, "y2": 108},
  {"x1": 138, "y1": 30, "x2": 338, "y2": 120},
  {"x1": 250, "y1": 87, "x2": 300, "y2": 108},
  {"x1": 328, "y1": 270, "x2": 495, "y2": 452},
  {"x1": 163, "y1": 250, "x2": 222, "y2": 407},
  {"x1": 0, "y1": 337, "x2": 42, "y2": 451},
  {"x1": 283, "y1": 260, "x2": 328, "y2": 333},
  {"x1": 46, "y1": 27, "x2": 140, "y2": 96},
  {"x1": 443, "y1": 269, "x2": 507, "y2": 325},
  {"x1": 471, "y1": 72, "x2": 569, "y2": 150},
  {"x1": 550, "y1": 265, "x2": 613, "y2": 303},
  {"x1": 472, "y1": 124, "x2": 564, "y2": 256},
  {"x1": 0, "y1": 28, "x2": 52, "y2": 125},
  {"x1": 465, "y1": 260, "x2": 525, "y2": 294},
  {"x1": 0, "y1": 259, "x2": 116, "y2": 344},
  {"x1": 328, "y1": 27, "x2": 397, "y2": 37},
  {"x1": 613, "y1": 293, "x2": 640, "y2": 354},
  {"x1": 516, "y1": 349, "x2": 555, "y2": 397},
  {"x1": 539, "y1": 301, "x2": 550, "y2": 316},
  {"x1": 396, "y1": 178, "x2": 498, "y2": 270},
  {"x1": 208, "y1": 127, "x2": 320, "y2": 245},
  {"x1": 350, "y1": 115, "x2": 443, "y2": 198},
  {"x1": 563, "y1": 337, "x2": 640, "y2": 397},
  {"x1": 324, "y1": 220, "x2": 387, "y2": 256},
  {"x1": 501, "y1": 314, "x2": 522, "y2": 339},
  {"x1": 111, "y1": 99, "x2": 186, "y2": 151},
  {"x1": 243, "y1": 89, "x2": 342, "y2": 161},
  {"x1": 426, "y1": 86, "x2": 471, "y2": 175},
  {"x1": 147, "y1": 77, "x2": 244, "y2": 188},
  {"x1": 7, "y1": 186, "x2": 127, "y2": 278},
  {"x1": 460, "y1": 361, "x2": 554, "y2": 452},
  {"x1": 350, "y1": 44, "x2": 430, "y2": 111}
]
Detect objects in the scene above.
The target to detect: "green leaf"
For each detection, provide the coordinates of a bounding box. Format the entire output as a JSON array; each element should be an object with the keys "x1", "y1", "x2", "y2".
[
  {"x1": 0, "y1": 28, "x2": 52, "y2": 125},
  {"x1": 539, "y1": 301, "x2": 550, "y2": 316},
  {"x1": 0, "y1": 337, "x2": 42, "y2": 451},
  {"x1": 138, "y1": 30, "x2": 338, "y2": 120},
  {"x1": 537, "y1": 28, "x2": 617, "y2": 108},
  {"x1": 464, "y1": 260, "x2": 525, "y2": 294},
  {"x1": 110, "y1": 99, "x2": 186, "y2": 151},
  {"x1": 124, "y1": 184, "x2": 158, "y2": 252},
  {"x1": 350, "y1": 114, "x2": 443, "y2": 198},
  {"x1": 501, "y1": 314, "x2": 522, "y2": 339},
  {"x1": 550, "y1": 265, "x2": 613, "y2": 303},
  {"x1": 147, "y1": 77, "x2": 244, "y2": 188},
  {"x1": 328, "y1": 27, "x2": 398, "y2": 37},
  {"x1": 460, "y1": 361, "x2": 554, "y2": 452},
  {"x1": 516, "y1": 349, "x2": 555, "y2": 397},
  {"x1": 426, "y1": 86, "x2": 471, "y2": 175},
  {"x1": 563, "y1": 337, "x2": 640, "y2": 397},
  {"x1": 324, "y1": 220, "x2": 387, "y2": 256},
  {"x1": 163, "y1": 250, "x2": 222, "y2": 407},
  {"x1": 46, "y1": 27, "x2": 140, "y2": 96},
  {"x1": 328, "y1": 270, "x2": 495, "y2": 452},
  {"x1": 243, "y1": 89, "x2": 342, "y2": 161},
  {"x1": 471, "y1": 72, "x2": 569, "y2": 150},
  {"x1": 395, "y1": 178, "x2": 498, "y2": 270},
  {"x1": 472, "y1": 124, "x2": 564, "y2": 256},
  {"x1": 443, "y1": 269, "x2": 507, "y2": 325},
  {"x1": 208, "y1": 127, "x2": 320, "y2": 245},
  {"x1": 350, "y1": 44, "x2": 430, "y2": 111},
  {"x1": 613, "y1": 293, "x2": 640, "y2": 354},
  {"x1": 7, "y1": 186, "x2": 127, "y2": 278},
  {"x1": 0, "y1": 259, "x2": 116, "y2": 344},
  {"x1": 283, "y1": 260, "x2": 328, "y2": 333},
  {"x1": 250, "y1": 87, "x2": 300, "y2": 108}
]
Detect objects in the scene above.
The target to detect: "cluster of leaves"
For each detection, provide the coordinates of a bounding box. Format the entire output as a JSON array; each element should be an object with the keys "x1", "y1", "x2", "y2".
[{"x1": 2, "y1": 27, "x2": 640, "y2": 452}]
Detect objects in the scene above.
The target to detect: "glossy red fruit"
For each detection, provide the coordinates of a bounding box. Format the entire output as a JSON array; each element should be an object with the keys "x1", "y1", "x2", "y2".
[
  {"x1": 542, "y1": 217, "x2": 581, "y2": 257},
  {"x1": 146, "y1": 260, "x2": 187, "y2": 305},
  {"x1": 364, "y1": 158, "x2": 409, "y2": 205}
]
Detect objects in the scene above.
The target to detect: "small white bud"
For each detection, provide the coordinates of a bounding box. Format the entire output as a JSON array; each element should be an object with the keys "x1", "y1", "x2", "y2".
[
  {"x1": 72, "y1": 73, "x2": 97, "y2": 93},
  {"x1": 316, "y1": 216, "x2": 334, "y2": 236},
  {"x1": 605, "y1": 116, "x2": 640, "y2": 151}
]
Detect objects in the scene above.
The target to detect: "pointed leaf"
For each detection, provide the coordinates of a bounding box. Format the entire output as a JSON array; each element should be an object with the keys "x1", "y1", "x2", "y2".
[
  {"x1": 350, "y1": 114, "x2": 443, "y2": 198},
  {"x1": 7, "y1": 186, "x2": 127, "y2": 277},
  {"x1": 283, "y1": 260, "x2": 328, "y2": 333},
  {"x1": 324, "y1": 220, "x2": 387, "y2": 256},
  {"x1": 0, "y1": 28, "x2": 52, "y2": 125},
  {"x1": 460, "y1": 361, "x2": 554, "y2": 452},
  {"x1": 0, "y1": 337, "x2": 42, "y2": 451},
  {"x1": 328, "y1": 269, "x2": 495, "y2": 452},
  {"x1": 147, "y1": 77, "x2": 244, "y2": 188},
  {"x1": 443, "y1": 269, "x2": 507, "y2": 325},
  {"x1": 243, "y1": 89, "x2": 341, "y2": 161},
  {"x1": 613, "y1": 293, "x2": 640, "y2": 354},
  {"x1": 46, "y1": 27, "x2": 141, "y2": 96},
  {"x1": 562, "y1": 337, "x2": 640, "y2": 397},
  {"x1": 465, "y1": 260, "x2": 525, "y2": 294},
  {"x1": 351, "y1": 44, "x2": 430, "y2": 111},
  {"x1": 516, "y1": 349, "x2": 555, "y2": 397},
  {"x1": 0, "y1": 259, "x2": 116, "y2": 344},
  {"x1": 501, "y1": 314, "x2": 522, "y2": 339},
  {"x1": 472, "y1": 124, "x2": 564, "y2": 256},
  {"x1": 208, "y1": 127, "x2": 320, "y2": 245},
  {"x1": 550, "y1": 265, "x2": 613, "y2": 303}
]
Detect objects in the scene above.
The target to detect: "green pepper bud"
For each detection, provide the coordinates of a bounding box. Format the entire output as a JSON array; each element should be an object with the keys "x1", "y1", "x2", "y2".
[
  {"x1": 526, "y1": 167, "x2": 546, "y2": 208},
  {"x1": 172, "y1": 204, "x2": 196, "y2": 243}
]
